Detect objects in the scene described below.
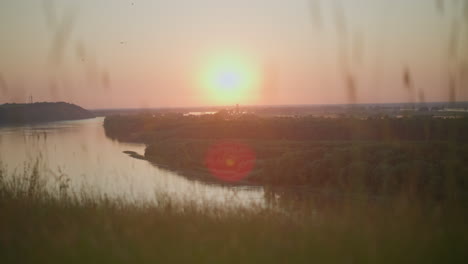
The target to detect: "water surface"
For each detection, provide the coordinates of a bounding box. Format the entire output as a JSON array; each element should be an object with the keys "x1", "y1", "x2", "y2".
[{"x1": 0, "y1": 118, "x2": 264, "y2": 206}]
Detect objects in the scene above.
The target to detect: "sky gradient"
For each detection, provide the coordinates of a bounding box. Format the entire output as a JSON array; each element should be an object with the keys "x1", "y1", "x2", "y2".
[{"x1": 0, "y1": 0, "x2": 467, "y2": 108}]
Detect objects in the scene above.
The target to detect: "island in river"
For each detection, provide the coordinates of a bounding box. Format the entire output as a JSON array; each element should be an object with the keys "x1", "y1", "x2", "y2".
[
  {"x1": 0, "y1": 102, "x2": 94, "y2": 124},
  {"x1": 104, "y1": 110, "x2": 468, "y2": 200}
]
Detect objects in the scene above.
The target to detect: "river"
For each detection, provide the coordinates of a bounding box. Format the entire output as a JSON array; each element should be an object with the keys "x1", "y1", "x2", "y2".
[{"x1": 0, "y1": 117, "x2": 264, "y2": 207}]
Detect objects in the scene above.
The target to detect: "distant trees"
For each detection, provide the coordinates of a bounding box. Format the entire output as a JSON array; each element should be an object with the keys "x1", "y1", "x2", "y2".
[
  {"x1": 104, "y1": 113, "x2": 468, "y2": 199},
  {"x1": 0, "y1": 102, "x2": 94, "y2": 124},
  {"x1": 104, "y1": 113, "x2": 468, "y2": 143}
]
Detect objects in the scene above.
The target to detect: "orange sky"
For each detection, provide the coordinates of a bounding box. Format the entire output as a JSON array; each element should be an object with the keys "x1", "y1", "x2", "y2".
[{"x1": 0, "y1": 0, "x2": 467, "y2": 108}]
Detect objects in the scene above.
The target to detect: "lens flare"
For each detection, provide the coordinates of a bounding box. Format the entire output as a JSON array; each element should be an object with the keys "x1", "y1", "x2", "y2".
[{"x1": 204, "y1": 141, "x2": 256, "y2": 182}]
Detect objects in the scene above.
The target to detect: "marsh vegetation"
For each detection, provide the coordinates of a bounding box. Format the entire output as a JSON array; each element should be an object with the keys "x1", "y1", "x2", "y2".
[
  {"x1": 1, "y1": 160, "x2": 468, "y2": 263},
  {"x1": 105, "y1": 113, "x2": 468, "y2": 199}
]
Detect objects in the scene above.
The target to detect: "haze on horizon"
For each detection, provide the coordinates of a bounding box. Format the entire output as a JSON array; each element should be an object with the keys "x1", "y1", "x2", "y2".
[{"x1": 1, "y1": 0, "x2": 467, "y2": 109}]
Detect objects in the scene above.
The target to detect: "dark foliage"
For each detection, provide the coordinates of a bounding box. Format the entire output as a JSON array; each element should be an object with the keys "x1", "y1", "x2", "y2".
[
  {"x1": 104, "y1": 114, "x2": 468, "y2": 200},
  {"x1": 0, "y1": 102, "x2": 94, "y2": 124}
]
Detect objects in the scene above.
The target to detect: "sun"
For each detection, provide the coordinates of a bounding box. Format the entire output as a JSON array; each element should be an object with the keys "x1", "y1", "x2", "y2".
[
  {"x1": 200, "y1": 53, "x2": 260, "y2": 105},
  {"x1": 216, "y1": 70, "x2": 240, "y2": 91}
]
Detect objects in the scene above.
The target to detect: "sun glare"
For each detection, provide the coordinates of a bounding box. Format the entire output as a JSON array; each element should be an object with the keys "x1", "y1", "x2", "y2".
[{"x1": 200, "y1": 54, "x2": 260, "y2": 105}]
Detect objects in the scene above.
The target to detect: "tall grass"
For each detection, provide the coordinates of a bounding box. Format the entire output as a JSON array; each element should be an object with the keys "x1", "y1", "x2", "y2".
[{"x1": 1, "y1": 162, "x2": 467, "y2": 263}]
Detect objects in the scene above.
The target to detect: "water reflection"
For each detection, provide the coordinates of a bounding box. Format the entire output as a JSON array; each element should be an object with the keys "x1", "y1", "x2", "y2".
[{"x1": 0, "y1": 118, "x2": 264, "y2": 207}]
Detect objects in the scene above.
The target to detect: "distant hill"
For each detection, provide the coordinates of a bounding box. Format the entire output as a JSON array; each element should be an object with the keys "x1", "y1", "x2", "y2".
[{"x1": 0, "y1": 102, "x2": 95, "y2": 124}]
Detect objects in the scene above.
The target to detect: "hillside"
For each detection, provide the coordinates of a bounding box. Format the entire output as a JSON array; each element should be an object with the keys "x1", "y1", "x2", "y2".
[{"x1": 0, "y1": 102, "x2": 94, "y2": 124}]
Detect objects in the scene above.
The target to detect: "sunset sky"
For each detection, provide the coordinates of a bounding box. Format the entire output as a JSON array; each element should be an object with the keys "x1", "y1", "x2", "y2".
[{"x1": 0, "y1": 0, "x2": 466, "y2": 108}]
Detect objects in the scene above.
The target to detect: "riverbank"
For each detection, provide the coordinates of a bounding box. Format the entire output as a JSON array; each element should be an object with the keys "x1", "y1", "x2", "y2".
[
  {"x1": 123, "y1": 149, "x2": 259, "y2": 187},
  {"x1": 105, "y1": 113, "x2": 468, "y2": 200}
]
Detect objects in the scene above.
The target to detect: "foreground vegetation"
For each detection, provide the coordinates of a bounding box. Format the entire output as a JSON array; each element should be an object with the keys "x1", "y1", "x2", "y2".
[{"x1": 1, "y1": 163, "x2": 468, "y2": 263}]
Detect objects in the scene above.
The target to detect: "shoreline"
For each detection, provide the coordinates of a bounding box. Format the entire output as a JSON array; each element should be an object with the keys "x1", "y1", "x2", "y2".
[
  {"x1": 108, "y1": 114, "x2": 468, "y2": 199},
  {"x1": 123, "y1": 150, "x2": 262, "y2": 187}
]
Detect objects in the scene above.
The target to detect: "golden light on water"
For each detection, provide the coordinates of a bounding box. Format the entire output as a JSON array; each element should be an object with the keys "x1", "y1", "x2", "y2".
[{"x1": 200, "y1": 53, "x2": 260, "y2": 105}]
